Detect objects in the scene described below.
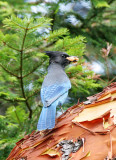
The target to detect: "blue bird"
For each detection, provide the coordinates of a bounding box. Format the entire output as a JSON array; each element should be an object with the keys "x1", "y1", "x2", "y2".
[{"x1": 37, "y1": 51, "x2": 78, "y2": 131}]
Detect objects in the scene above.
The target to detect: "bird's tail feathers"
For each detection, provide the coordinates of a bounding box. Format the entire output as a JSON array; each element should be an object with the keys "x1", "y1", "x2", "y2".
[{"x1": 37, "y1": 103, "x2": 56, "y2": 131}]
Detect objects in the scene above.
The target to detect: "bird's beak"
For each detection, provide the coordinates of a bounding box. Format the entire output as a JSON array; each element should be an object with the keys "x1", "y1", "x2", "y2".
[{"x1": 66, "y1": 56, "x2": 79, "y2": 63}]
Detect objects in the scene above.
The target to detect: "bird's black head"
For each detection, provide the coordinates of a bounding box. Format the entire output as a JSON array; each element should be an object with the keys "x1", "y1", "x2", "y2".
[{"x1": 45, "y1": 51, "x2": 70, "y2": 67}]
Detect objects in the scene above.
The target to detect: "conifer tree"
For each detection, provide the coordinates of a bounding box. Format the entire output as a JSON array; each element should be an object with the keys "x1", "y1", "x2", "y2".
[
  {"x1": 0, "y1": 1, "x2": 116, "y2": 159},
  {"x1": 0, "y1": 15, "x2": 100, "y2": 159},
  {"x1": 0, "y1": 15, "x2": 100, "y2": 118}
]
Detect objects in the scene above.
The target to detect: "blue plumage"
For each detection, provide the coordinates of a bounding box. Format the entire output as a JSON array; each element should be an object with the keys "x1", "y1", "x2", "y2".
[
  {"x1": 37, "y1": 91, "x2": 68, "y2": 130},
  {"x1": 37, "y1": 102, "x2": 56, "y2": 130},
  {"x1": 37, "y1": 51, "x2": 73, "y2": 131}
]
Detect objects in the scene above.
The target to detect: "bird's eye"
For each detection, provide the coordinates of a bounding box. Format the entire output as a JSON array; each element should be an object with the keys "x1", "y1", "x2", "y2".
[{"x1": 61, "y1": 54, "x2": 66, "y2": 58}]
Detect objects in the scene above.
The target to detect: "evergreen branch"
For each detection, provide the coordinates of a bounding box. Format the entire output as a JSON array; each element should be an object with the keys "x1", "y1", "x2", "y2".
[
  {"x1": 27, "y1": 89, "x2": 40, "y2": 100},
  {"x1": 10, "y1": 19, "x2": 26, "y2": 30},
  {"x1": 23, "y1": 59, "x2": 45, "y2": 78},
  {"x1": 0, "y1": 63, "x2": 20, "y2": 78},
  {"x1": 45, "y1": 41, "x2": 57, "y2": 48},
  {"x1": 14, "y1": 108, "x2": 22, "y2": 128},
  {"x1": 23, "y1": 64, "x2": 40, "y2": 78},
  {"x1": 24, "y1": 47, "x2": 45, "y2": 54},
  {"x1": 24, "y1": 37, "x2": 47, "y2": 51},
  {"x1": 24, "y1": 39, "x2": 42, "y2": 50},
  {"x1": 0, "y1": 97, "x2": 25, "y2": 102},
  {"x1": 20, "y1": 23, "x2": 32, "y2": 119},
  {"x1": 4, "y1": 42, "x2": 21, "y2": 52},
  {"x1": 27, "y1": 24, "x2": 47, "y2": 30},
  {"x1": 64, "y1": 0, "x2": 115, "y2": 31},
  {"x1": 81, "y1": 0, "x2": 115, "y2": 28}
]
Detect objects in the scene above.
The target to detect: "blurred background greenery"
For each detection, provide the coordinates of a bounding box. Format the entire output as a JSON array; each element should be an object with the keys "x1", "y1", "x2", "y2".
[{"x1": 0, "y1": 0, "x2": 116, "y2": 159}]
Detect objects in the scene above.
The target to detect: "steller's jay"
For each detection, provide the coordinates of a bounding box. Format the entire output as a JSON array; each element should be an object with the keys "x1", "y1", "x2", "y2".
[{"x1": 37, "y1": 51, "x2": 78, "y2": 131}]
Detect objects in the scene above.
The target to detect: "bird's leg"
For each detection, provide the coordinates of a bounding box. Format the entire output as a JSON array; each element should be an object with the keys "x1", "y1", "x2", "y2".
[{"x1": 59, "y1": 105, "x2": 64, "y2": 114}]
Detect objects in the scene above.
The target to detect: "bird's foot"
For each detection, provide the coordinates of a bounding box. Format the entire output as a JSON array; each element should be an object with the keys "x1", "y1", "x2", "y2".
[
  {"x1": 59, "y1": 105, "x2": 64, "y2": 114},
  {"x1": 39, "y1": 129, "x2": 53, "y2": 136}
]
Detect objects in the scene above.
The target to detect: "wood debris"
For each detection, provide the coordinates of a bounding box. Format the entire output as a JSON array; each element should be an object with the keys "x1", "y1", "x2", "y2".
[{"x1": 7, "y1": 82, "x2": 116, "y2": 160}]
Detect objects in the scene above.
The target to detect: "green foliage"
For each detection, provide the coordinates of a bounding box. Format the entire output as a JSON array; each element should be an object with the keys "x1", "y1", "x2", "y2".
[
  {"x1": 53, "y1": 36, "x2": 86, "y2": 56},
  {"x1": 3, "y1": 15, "x2": 52, "y2": 31},
  {"x1": 6, "y1": 106, "x2": 28, "y2": 124},
  {"x1": 0, "y1": 115, "x2": 21, "y2": 160},
  {"x1": 47, "y1": 28, "x2": 69, "y2": 42},
  {"x1": 0, "y1": 1, "x2": 13, "y2": 20},
  {"x1": 91, "y1": 0, "x2": 110, "y2": 8},
  {"x1": 1, "y1": 0, "x2": 115, "y2": 158},
  {"x1": 0, "y1": 15, "x2": 101, "y2": 159},
  {"x1": 67, "y1": 64, "x2": 101, "y2": 96}
]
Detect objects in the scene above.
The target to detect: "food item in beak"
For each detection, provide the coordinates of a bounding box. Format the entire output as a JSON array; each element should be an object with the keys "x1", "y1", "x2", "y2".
[{"x1": 66, "y1": 56, "x2": 79, "y2": 62}]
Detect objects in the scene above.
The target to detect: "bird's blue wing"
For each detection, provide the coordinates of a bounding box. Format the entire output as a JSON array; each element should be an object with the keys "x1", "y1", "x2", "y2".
[{"x1": 41, "y1": 81, "x2": 71, "y2": 107}]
